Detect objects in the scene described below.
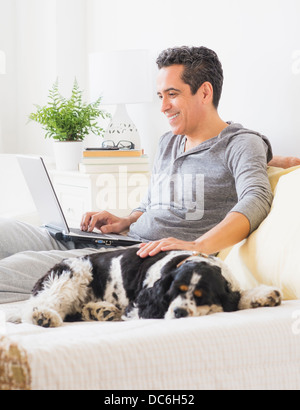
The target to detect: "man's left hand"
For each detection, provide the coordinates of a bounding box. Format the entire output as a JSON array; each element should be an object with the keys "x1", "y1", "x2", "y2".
[{"x1": 136, "y1": 238, "x2": 199, "y2": 258}]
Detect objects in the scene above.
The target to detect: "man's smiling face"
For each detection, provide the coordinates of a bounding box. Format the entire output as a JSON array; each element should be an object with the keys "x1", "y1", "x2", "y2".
[{"x1": 157, "y1": 64, "x2": 206, "y2": 138}]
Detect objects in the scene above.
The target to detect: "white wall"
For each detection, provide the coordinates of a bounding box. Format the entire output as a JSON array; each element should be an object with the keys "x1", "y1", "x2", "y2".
[
  {"x1": 87, "y1": 0, "x2": 300, "y2": 159},
  {"x1": 0, "y1": 0, "x2": 89, "y2": 157},
  {"x1": 0, "y1": 0, "x2": 300, "y2": 161},
  {"x1": 0, "y1": 0, "x2": 17, "y2": 152},
  {"x1": 15, "y1": 0, "x2": 57, "y2": 155}
]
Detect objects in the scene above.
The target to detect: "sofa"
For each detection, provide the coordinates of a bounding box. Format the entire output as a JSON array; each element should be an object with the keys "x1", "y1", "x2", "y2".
[{"x1": 0, "y1": 165, "x2": 300, "y2": 391}]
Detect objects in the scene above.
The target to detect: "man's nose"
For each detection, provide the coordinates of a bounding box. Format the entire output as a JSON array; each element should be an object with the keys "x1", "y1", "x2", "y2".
[{"x1": 160, "y1": 97, "x2": 172, "y2": 114}]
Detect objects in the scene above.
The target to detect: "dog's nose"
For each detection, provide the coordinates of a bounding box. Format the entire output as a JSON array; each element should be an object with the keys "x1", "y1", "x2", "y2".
[{"x1": 174, "y1": 308, "x2": 188, "y2": 319}]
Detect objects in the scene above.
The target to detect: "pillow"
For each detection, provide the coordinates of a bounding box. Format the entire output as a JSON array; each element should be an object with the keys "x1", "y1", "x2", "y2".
[
  {"x1": 218, "y1": 166, "x2": 300, "y2": 261},
  {"x1": 219, "y1": 167, "x2": 300, "y2": 300},
  {"x1": 267, "y1": 165, "x2": 300, "y2": 193}
]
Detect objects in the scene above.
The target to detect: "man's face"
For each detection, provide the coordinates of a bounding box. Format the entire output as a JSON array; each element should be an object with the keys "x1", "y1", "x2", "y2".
[{"x1": 157, "y1": 64, "x2": 205, "y2": 137}]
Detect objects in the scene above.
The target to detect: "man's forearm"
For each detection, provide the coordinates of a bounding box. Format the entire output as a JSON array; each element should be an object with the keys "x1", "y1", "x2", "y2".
[
  {"x1": 124, "y1": 211, "x2": 144, "y2": 228},
  {"x1": 137, "y1": 211, "x2": 251, "y2": 258},
  {"x1": 195, "y1": 212, "x2": 251, "y2": 255}
]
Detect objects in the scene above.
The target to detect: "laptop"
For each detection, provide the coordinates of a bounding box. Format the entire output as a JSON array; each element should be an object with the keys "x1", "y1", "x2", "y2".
[{"x1": 17, "y1": 155, "x2": 142, "y2": 247}]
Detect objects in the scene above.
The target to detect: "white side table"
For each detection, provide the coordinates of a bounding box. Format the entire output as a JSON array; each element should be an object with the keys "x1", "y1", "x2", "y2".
[{"x1": 50, "y1": 169, "x2": 150, "y2": 227}]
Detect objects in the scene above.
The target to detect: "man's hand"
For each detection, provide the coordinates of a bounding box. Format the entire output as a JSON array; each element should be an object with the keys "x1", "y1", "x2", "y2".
[
  {"x1": 268, "y1": 156, "x2": 300, "y2": 169},
  {"x1": 80, "y1": 211, "x2": 131, "y2": 234},
  {"x1": 81, "y1": 210, "x2": 143, "y2": 235},
  {"x1": 136, "y1": 212, "x2": 251, "y2": 258},
  {"x1": 137, "y1": 238, "x2": 199, "y2": 258}
]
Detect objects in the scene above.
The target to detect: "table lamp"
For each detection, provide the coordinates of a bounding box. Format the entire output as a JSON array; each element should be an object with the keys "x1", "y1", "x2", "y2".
[
  {"x1": 0, "y1": 50, "x2": 6, "y2": 152},
  {"x1": 89, "y1": 50, "x2": 153, "y2": 150}
]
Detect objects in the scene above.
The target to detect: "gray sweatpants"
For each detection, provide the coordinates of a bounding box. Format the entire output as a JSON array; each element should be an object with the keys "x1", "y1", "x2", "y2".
[{"x1": 0, "y1": 218, "x2": 121, "y2": 304}]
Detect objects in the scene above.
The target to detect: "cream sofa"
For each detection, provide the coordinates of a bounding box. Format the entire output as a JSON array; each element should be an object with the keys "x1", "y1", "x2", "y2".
[
  {"x1": 219, "y1": 165, "x2": 300, "y2": 300},
  {"x1": 1, "y1": 166, "x2": 300, "y2": 391}
]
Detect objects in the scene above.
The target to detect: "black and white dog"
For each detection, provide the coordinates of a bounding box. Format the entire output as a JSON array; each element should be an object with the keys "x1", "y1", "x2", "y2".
[{"x1": 20, "y1": 246, "x2": 282, "y2": 327}]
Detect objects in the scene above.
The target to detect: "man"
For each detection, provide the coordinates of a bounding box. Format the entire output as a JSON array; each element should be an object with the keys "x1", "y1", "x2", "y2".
[
  {"x1": 0, "y1": 46, "x2": 293, "y2": 302},
  {"x1": 81, "y1": 46, "x2": 273, "y2": 258}
]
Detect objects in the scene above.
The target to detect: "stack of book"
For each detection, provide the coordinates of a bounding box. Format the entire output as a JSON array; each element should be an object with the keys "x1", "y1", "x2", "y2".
[
  {"x1": 79, "y1": 149, "x2": 151, "y2": 216},
  {"x1": 79, "y1": 149, "x2": 150, "y2": 174}
]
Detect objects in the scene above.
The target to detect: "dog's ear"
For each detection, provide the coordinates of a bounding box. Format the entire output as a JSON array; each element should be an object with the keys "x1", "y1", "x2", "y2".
[
  {"x1": 157, "y1": 272, "x2": 176, "y2": 298},
  {"x1": 135, "y1": 272, "x2": 175, "y2": 319},
  {"x1": 157, "y1": 256, "x2": 187, "y2": 294},
  {"x1": 219, "y1": 279, "x2": 241, "y2": 312}
]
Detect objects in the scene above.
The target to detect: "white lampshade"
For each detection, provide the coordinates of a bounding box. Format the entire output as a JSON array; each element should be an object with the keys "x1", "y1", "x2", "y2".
[
  {"x1": 89, "y1": 50, "x2": 153, "y2": 150},
  {"x1": 89, "y1": 50, "x2": 153, "y2": 105},
  {"x1": 0, "y1": 50, "x2": 6, "y2": 75}
]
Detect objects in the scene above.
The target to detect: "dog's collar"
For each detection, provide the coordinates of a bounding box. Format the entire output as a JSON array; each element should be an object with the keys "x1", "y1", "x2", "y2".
[{"x1": 176, "y1": 251, "x2": 210, "y2": 268}]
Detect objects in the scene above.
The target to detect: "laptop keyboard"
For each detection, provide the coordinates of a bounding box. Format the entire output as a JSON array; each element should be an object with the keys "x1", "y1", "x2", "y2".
[
  {"x1": 70, "y1": 228, "x2": 107, "y2": 237},
  {"x1": 69, "y1": 228, "x2": 140, "y2": 242}
]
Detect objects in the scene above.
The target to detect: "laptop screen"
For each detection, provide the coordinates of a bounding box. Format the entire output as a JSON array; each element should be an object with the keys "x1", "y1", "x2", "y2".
[{"x1": 17, "y1": 156, "x2": 70, "y2": 233}]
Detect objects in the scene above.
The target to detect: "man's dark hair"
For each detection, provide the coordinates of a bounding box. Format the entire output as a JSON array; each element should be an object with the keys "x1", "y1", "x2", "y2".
[{"x1": 156, "y1": 46, "x2": 224, "y2": 109}]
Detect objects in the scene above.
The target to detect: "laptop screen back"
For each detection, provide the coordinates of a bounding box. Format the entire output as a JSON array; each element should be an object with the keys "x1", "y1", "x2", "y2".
[{"x1": 17, "y1": 156, "x2": 69, "y2": 233}]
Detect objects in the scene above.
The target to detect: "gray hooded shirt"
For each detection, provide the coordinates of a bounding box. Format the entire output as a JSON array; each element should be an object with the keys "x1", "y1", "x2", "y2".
[{"x1": 128, "y1": 122, "x2": 273, "y2": 242}]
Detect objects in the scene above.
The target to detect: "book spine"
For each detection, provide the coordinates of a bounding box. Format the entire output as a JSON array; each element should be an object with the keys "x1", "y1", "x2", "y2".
[
  {"x1": 81, "y1": 155, "x2": 149, "y2": 165},
  {"x1": 83, "y1": 149, "x2": 144, "y2": 158},
  {"x1": 79, "y1": 163, "x2": 150, "y2": 173}
]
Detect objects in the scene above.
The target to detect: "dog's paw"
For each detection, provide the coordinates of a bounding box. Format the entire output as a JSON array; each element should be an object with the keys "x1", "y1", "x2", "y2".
[
  {"x1": 82, "y1": 302, "x2": 122, "y2": 322},
  {"x1": 251, "y1": 287, "x2": 282, "y2": 308},
  {"x1": 239, "y1": 286, "x2": 282, "y2": 310},
  {"x1": 32, "y1": 308, "x2": 63, "y2": 328}
]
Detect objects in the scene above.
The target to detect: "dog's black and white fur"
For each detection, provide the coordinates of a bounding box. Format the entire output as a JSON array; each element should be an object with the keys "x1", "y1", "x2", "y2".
[{"x1": 18, "y1": 246, "x2": 282, "y2": 327}]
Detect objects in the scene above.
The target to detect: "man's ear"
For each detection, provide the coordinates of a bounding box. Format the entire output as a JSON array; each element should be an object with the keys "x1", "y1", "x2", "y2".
[{"x1": 198, "y1": 81, "x2": 214, "y2": 105}]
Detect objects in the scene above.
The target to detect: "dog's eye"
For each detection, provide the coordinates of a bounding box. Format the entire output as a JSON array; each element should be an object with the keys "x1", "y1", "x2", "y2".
[
  {"x1": 194, "y1": 290, "x2": 203, "y2": 298},
  {"x1": 179, "y1": 285, "x2": 189, "y2": 292}
]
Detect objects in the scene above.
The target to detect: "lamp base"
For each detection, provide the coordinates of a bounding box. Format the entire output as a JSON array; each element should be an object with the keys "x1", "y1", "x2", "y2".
[{"x1": 105, "y1": 104, "x2": 141, "y2": 150}]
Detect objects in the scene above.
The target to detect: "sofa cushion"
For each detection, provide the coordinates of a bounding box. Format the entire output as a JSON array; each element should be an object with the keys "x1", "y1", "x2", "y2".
[
  {"x1": 219, "y1": 167, "x2": 300, "y2": 300},
  {"x1": 267, "y1": 165, "x2": 300, "y2": 193}
]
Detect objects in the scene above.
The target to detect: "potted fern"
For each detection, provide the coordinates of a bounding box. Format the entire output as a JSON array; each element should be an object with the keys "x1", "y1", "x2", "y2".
[{"x1": 29, "y1": 79, "x2": 111, "y2": 170}]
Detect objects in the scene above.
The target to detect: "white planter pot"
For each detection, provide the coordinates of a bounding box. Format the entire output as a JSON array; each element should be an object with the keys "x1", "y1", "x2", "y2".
[{"x1": 53, "y1": 141, "x2": 84, "y2": 171}]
